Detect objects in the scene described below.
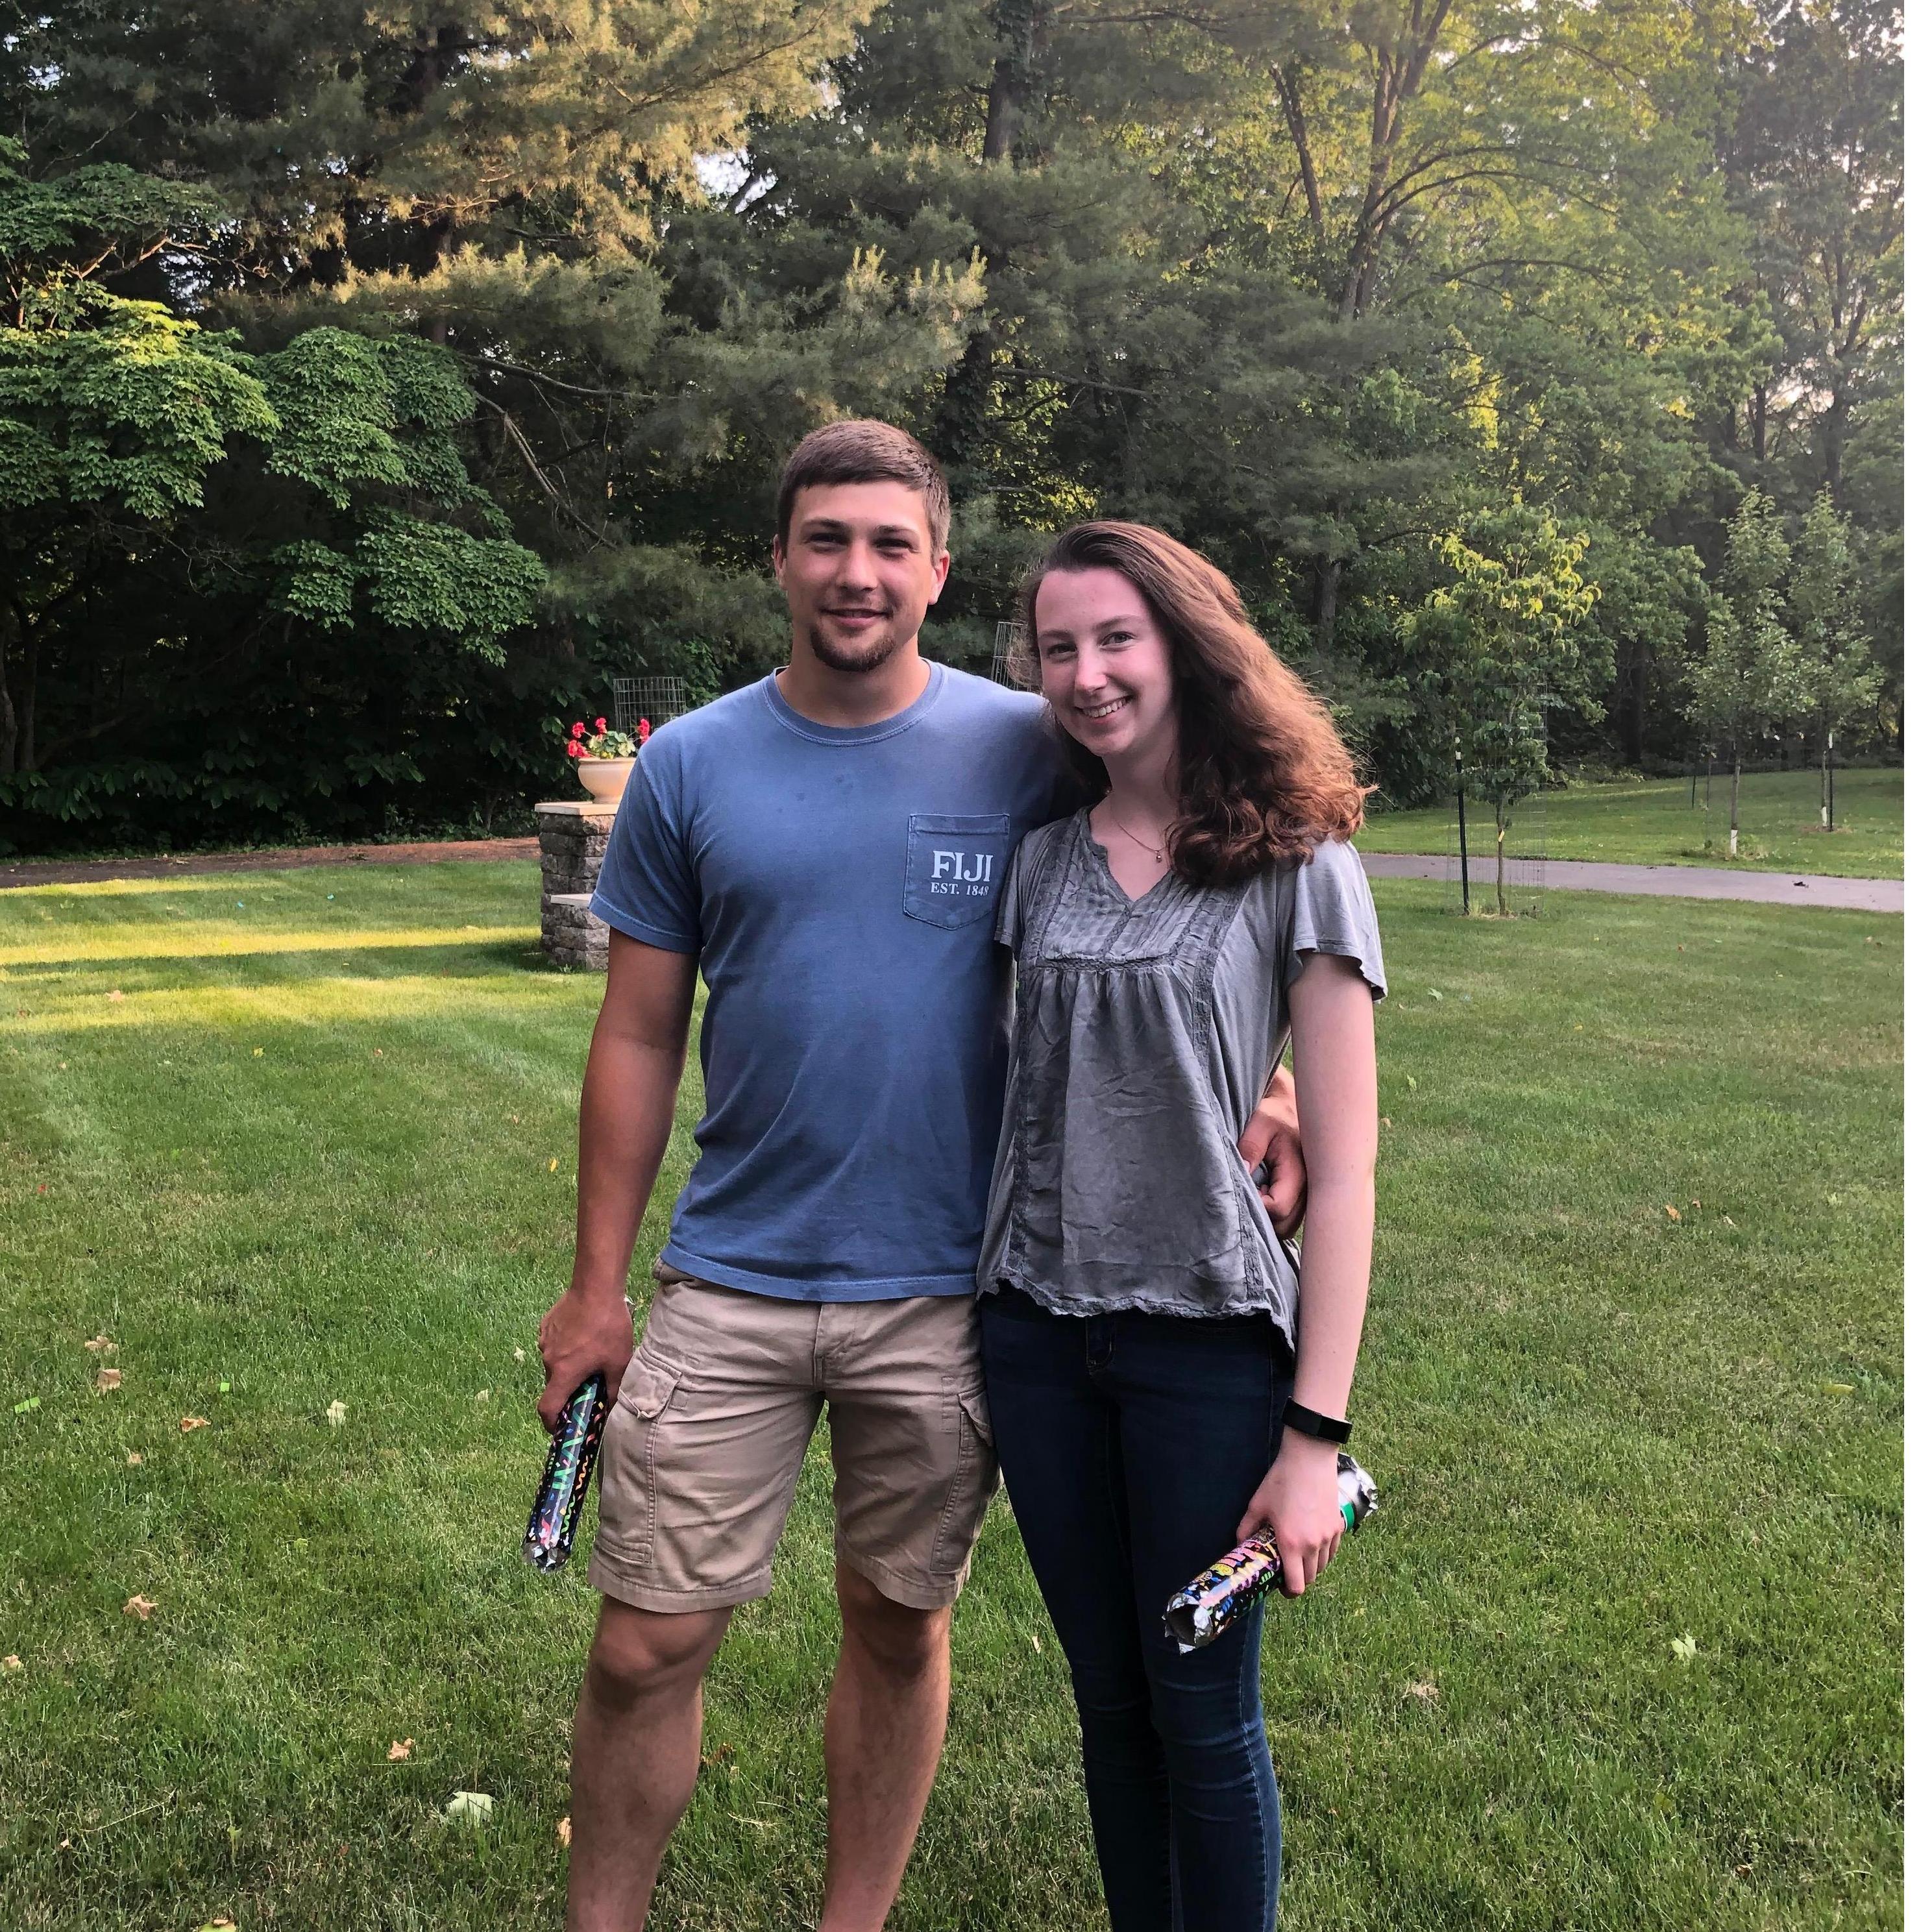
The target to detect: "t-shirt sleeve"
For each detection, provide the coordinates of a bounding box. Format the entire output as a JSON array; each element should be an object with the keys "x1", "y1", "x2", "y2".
[
  {"x1": 587, "y1": 739, "x2": 702, "y2": 953},
  {"x1": 994, "y1": 822, "x2": 1055, "y2": 953},
  {"x1": 1280, "y1": 838, "x2": 1387, "y2": 999}
]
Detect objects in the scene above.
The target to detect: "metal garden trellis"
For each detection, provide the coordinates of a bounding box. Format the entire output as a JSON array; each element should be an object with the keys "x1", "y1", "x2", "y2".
[{"x1": 609, "y1": 676, "x2": 691, "y2": 735}]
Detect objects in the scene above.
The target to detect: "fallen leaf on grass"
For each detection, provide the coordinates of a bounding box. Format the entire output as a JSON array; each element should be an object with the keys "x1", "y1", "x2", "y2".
[
  {"x1": 127, "y1": 1451, "x2": 143, "y2": 1466},
  {"x1": 513, "y1": 1348, "x2": 526, "y2": 1365},
  {"x1": 548, "y1": 1158, "x2": 559, "y2": 1173},
  {"x1": 1030, "y1": 1632, "x2": 1042, "y2": 1653},
  {"x1": 84, "y1": 1335, "x2": 116, "y2": 1354},
  {"x1": 445, "y1": 1791, "x2": 493, "y2": 1825},
  {"x1": 180, "y1": 1415, "x2": 210, "y2": 1432},
  {"x1": 3, "y1": 1654, "x2": 21, "y2": 1673},
  {"x1": 1405, "y1": 1681, "x2": 1440, "y2": 1703},
  {"x1": 252, "y1": 1047, "x2": 263, "y2": 1058},
  {"x1": 387, "y1": 1739, "x2": 413, "y2": 1761},
  {"x1": 191, "y1": 1920, "x2": 236, "y2": 1931},
  {"x1": 124, "y1": 1595, "x2": 158, "y2": 1620},
  {"x1": 14, "y1": 1397, "x2": 41, "y2": 1413},
  {"x1": 95, "y1": 1367, "x2": 122, "y2": 1392},
  {"x1": 1670, "y1": 1634, "x2": 1698, "y2": 1663},
  {"x1": 474, "y1": 1389, "x2": 491, "y2": 1403},
  {"x1": 556, "y1": 1816, "x2": 572, "y2": 1847},
  {"x1": 1404, "y1": 1075, "x2": 1417, "y2": 1091},
  {"x1": 1664, "y1": 1205, "x2": 1681, "y2": 1223},
  {"x1": 325, "y1": 1400, "x2": 347, "y2": 1427},
  {"x1": 1427, "y1": 988, "x2": 1443, "y2": 1000},
  {"x1": 107, "y1": 990, "x2": 125, "y2": 1003},
  {"x1": 1822, "y1": 1382, "x2": 1855, "y2": 1395}
]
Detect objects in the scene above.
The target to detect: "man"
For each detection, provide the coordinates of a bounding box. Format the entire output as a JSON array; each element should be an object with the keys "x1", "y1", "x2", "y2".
[{"x1": 536, "y1": 419, "x2": 1305, "y2": 1932}]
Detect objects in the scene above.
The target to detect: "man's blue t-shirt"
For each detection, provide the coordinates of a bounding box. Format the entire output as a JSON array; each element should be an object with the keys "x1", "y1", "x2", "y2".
[{"x1": 589, "y1": 662, "x2": 1065, "y2": 1301}]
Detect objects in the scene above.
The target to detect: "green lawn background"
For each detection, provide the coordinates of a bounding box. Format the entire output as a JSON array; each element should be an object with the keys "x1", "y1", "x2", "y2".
[
  {"x1": 1356, "y1": 765, "x2": 1903, "y2": 879},
  {"x1": 0, "y1": 862, "x2": 1903, "y2": 1929}
]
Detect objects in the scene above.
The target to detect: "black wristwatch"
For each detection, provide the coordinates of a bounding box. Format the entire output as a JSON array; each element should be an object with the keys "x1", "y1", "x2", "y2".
[{"x1": 1282, "y1": 1399, "x2": 1351, "y2": 1446}]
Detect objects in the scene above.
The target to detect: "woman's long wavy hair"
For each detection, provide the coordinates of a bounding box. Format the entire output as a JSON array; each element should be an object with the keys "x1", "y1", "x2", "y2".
[{"x1": 1016, "y1": 522, "x2": 1368, "y2": 887}]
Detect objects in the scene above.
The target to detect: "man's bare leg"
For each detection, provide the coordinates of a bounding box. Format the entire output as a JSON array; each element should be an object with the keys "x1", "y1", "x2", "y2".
[
  {"x1": 820, "y1": 1561, "x2": 953, "y2": 1932},
  {"x1": 565, "y1": 1597, "x2": 733, "y2": 1932}
]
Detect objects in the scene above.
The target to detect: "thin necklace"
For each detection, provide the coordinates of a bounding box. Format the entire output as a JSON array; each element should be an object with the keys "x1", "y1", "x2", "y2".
[{"x1": 1097, "y1": 800, "x2": 1173, "y2": 864}]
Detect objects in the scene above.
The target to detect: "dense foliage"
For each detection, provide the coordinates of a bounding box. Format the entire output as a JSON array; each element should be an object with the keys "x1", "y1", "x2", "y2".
[{"x1": 0, "y1": 0, "x2": 1901, "y2": 851}]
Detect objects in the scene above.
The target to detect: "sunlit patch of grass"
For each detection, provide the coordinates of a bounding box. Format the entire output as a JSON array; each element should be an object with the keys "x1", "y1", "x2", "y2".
[{"x1": 0, "y1": 861, "x2": 1900, "y2": 1930}]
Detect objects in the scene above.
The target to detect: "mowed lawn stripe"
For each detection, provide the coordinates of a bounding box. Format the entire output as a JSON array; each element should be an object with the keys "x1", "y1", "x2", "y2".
[{"x1": 0, "y1": 862, "x2": 1900, "y2": 1930}]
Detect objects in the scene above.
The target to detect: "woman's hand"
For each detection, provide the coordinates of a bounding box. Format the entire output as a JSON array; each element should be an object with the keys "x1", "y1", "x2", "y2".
[{"x1": 1236, "y1": 1429, "x2": 1343, "y2": 1596}]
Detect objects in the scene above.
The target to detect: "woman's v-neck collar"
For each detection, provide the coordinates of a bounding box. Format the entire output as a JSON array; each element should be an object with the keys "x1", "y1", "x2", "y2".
[{"x1": 1079, "y1": 807, "x2": 1180, "y2": 910}]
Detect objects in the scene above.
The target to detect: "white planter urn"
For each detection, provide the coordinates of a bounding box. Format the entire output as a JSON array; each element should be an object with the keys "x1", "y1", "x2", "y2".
[{"x1": 574, "y1": 757, "x2": 634, "y2": 804}]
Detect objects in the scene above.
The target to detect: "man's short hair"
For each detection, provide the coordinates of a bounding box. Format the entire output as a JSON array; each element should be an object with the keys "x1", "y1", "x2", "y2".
[{"x1": 776, "y1": 420, "x2": 951, "y2": 557}]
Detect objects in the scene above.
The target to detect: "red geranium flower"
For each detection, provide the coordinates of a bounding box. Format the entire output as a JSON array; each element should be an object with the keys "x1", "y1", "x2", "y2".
[
  {"x1": 565, "y1": 740, "x2": 582, "y2": 758},
  {"x1": 594, "y1": 716, "x2": 607, "y2": 731},
  {"x1": 637, "y1": 719, "x2": 651, "y2": 742},
  {"x1": 570, "y1": 721, "x2": 585, "y2": 739}
]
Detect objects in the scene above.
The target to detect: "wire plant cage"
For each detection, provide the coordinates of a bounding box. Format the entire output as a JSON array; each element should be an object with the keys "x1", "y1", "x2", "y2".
[
  {"x1": 986, "y1": 620, "x2": 1039, "y2": 691},
  {"x1": 609, "y1": 676, "x2": 691, "y2": 736},
  {"x1": 1444, "y1": 707, "x2": 1550, "y2": 918}
]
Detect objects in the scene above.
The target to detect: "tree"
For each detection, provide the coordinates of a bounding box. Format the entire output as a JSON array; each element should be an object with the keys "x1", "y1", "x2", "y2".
[
  {"x1": 0, "y1": 146, "x2": 548, "y2": 842},
  {"x1": 1407, "y1": 506, "x2": 1600, "y2": 913},
  {"x1": 1785, "y1": 489, "x2": 1882, "y2": 826},
  {"x1": 1682, "y1": 490, "x2": 1808, "y2": 855}
]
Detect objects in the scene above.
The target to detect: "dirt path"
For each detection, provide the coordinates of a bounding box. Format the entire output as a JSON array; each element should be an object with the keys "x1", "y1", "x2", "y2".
[
  {"x1": 1360, "y1": 851, "x2": 1903, "y2": 914},
  {"x1": 0, "y1": 837, "x2": 538, "y2": 890}
]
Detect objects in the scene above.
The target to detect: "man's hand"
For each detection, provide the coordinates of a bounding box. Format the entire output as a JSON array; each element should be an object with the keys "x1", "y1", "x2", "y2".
[
  {"x1": 537, "y1": 1286, "x2": 637, "y2": 1434},
  {"x1": 1238, "y1": 1064, "x2": 1306, "y2": 1239}
]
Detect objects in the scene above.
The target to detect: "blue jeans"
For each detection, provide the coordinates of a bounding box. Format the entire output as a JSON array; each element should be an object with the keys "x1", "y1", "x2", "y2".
[{"x1": 979, "y1": 1290, "x2": 1290, "y2": 1932}]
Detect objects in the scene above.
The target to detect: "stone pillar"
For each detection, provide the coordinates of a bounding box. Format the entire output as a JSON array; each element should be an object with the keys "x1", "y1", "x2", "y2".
[{"x1": 537, "y1": 801, "x2": 616, "y2": 970}]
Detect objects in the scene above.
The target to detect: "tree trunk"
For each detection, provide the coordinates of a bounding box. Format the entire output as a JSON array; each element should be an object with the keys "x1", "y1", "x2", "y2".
[
  {"x1": 16, "y1": 624, "x2": 36, "y2": 771},
  {"x1": 1269, "y1": 64, "x2": 1325, "y2": 246},
  {"x1": 1729, "y1": 751, "x2": 1741, "y2": 858},
  {"x1": 1315, "y1": 557, "x2": 1341, "y2": 639},
  {"x1": 983, "y1": 0, "x2": 1050, "y2": 164},
  {"x1": 1494, "y1": 798, "x2": 1508, "y2": 916},
  {"x1": 1751, "y1": 383, "x2": 1768, "y2": 465},
  {"x1": 0, "y1": 622, "x2": 16, "y2": 779},
  {"x1": 1617, "y1": 635, "x2": 1647, "y2": 764}
]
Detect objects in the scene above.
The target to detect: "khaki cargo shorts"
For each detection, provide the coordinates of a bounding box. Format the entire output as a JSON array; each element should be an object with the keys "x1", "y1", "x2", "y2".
[{"x1": 587, "y1": 1265, "x2": 999, "y2": 1615}]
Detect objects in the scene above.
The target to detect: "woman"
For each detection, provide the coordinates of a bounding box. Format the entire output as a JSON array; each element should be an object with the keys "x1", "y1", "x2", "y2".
[{"x1": 978, "y1": 522, "x2": 1384, "y2": 1931}]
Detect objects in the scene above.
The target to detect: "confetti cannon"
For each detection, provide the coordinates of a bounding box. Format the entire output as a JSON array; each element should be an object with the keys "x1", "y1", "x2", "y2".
[
  {"x1": 1164, "y1": 1452, "x2": 1379, "y2": 1653},
  {"x1": 524, "y1": 1373, "x2": 611, "y2": 1572}
]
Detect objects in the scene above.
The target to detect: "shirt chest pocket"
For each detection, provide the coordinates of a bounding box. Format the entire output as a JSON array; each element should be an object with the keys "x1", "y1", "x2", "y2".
[{"x1": 904, "y1": 813, "x2": 1010, "y2": 929}]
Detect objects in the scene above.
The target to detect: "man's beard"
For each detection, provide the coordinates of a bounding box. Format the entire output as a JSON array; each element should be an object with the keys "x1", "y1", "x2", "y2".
[{"x1": 806, "y1": 614, "x2": 904, "y2": 674}]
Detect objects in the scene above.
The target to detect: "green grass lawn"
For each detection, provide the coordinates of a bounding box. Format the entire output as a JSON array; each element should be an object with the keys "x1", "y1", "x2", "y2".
[
  {"x1": 1357, "y1": 765, "x2": 1903, "y2": 879},
  {"x1": 0, "y1": 864, "x2": 1901, "y2": 1930}
]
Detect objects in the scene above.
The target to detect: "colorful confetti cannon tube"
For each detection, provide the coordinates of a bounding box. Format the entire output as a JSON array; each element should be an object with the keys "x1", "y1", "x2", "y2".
[
  {"x1": 1163, "y1": 1452, "x2": 1379, "y2": 1653},
  {"x1": 524, "y1": 1373, "x2": 611, "y2": 1573}
]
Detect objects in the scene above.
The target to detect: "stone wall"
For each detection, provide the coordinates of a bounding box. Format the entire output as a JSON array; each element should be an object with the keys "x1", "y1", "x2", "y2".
[{"x1": 537, "y1": 801, "x2": 616, "y2": 970}]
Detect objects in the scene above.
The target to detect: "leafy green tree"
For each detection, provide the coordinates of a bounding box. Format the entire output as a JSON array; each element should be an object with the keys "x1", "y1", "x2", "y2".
[
  {"x1": 1785, "y1": 489, "x2": 1882, "y2": 827},
  {"x1": 1407, "y1": 506, "x2": 1600, "y2": 913},
  {"x1": 1683, "y1": 490, "x2": 1808, "y2": 856},
  {"x1": 0, "y1": 146, "x2": 546, "y2": 842}
]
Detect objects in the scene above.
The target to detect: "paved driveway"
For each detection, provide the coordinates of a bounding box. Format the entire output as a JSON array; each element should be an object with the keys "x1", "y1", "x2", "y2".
[{"x1": 1360, "y1": 851, "x2": 1903, "y2": 914}]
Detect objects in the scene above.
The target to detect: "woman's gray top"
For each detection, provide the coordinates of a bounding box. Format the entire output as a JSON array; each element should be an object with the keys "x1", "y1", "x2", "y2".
[{"x1": 976, "y1": 811, "x2": 1386, "y2": 1346}]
